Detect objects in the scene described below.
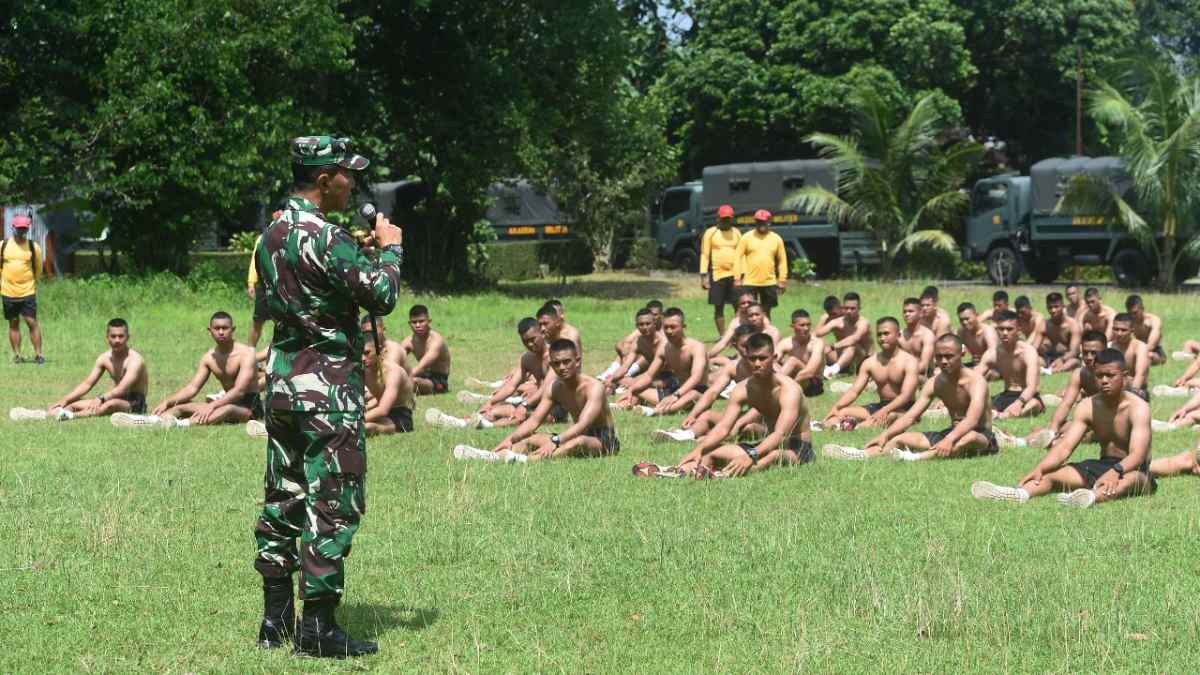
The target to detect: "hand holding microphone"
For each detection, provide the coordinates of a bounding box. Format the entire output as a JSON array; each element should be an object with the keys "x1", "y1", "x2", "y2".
[{"x1": 357, "y1": 203, "x2": 402, "y2": 249}]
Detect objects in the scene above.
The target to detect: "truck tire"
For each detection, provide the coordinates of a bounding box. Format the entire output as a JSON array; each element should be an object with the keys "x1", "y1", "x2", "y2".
[
  {"x1": 1111, "y1": 248, "x2": 1151, "y2": 288},
  {"x1": 986, "y1": 245, "x2": 1022, "y2": 286},
  {"x1": 1030, "y1": 260, "x2": 1060, "y2": 285},
  {"x1": 672, "y1": 247, "x2": 698, "y2": 273}
]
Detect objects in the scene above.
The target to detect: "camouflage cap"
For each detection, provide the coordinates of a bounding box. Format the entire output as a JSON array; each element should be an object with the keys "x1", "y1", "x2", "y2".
[{"x1": 291, "y1": 135, "x2": 369, "y2": 170}]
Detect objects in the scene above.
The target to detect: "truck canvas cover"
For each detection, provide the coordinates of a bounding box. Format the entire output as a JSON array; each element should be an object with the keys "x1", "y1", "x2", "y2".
[
  {"x1": 1030, "y1": 156, "x2": 1130, "y2": 215},
  {"x1": 484, "y1": 181, "x2": 569, "y2": 228},
  {"x1": 701, "y1": 160, "x2": 836, "y2": 222}
]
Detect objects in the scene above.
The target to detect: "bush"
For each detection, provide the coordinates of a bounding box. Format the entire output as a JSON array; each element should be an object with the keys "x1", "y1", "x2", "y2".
[
  {"x1": 227, "y1": 231, "x2": 260, "y2": 253},
  {"x1": 481, "y1": 240, "x2": 593, "y2": 281},
  {"x1": 613, "y1": 238, "x2": 660, "y2": 271}
]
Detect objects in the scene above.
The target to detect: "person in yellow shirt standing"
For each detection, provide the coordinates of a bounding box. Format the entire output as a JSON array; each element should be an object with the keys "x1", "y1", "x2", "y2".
[
  {"x1": 733, "y1": 209, "x2": 787, "y2": 318},
  {"x1": 700, "y1": 204, "x2": 741, "y2": 335},
  {"x1": 2, "y1": 214, "x2": 44, "y2": 364},
  {"x1": 246, "y1": 231, "x2": 268, "y2": 347}
]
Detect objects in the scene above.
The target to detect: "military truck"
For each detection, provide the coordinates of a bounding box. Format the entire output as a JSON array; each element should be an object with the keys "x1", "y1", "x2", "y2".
[
  {"x1": 964, "y1": 156, "x2": 1155, "y2": 287},
  {"x1": 372, "y1": 179, "x2": 571, "y2": 241},
  {"x1": 654, "y1": 160, "x2": 877, "y2": 277}
]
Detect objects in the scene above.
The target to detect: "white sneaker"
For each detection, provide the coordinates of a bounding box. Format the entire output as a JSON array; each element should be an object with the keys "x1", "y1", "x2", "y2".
[
  {"x1": 1042, "y1": 393, "x2": 1062, "y2": 407},
  {"x1": 822, "y1": 444, "x2": 866, "y2": 460},
  {"x1": 1040, "y1": 366, "x2": 1053, "y2": 376},
  {"x1": 205, "y1": 389, "x2": 226, "y2": 403},
  {"x1": 453, "y1": 445, "x2": 499, "y2": 462},
  {"x1": 971, "y1": 481, "x2": 1030, "y2": 503},
  {"x1": 111, "y1": 413, "x2": 162, "y2": 428},
  {"x1": 823, "y1": 363, "x2": 841, "y2": 379},
  {"x1": 635, "y1": 405, "x2": 655, "y2": 417},
  {"x1": 457, "y1": 391, "x2": 490, "y2": 405},
  {"x1": 652, "y1": 428, "x2": 695, "y2": 443},
  {"x1": 924, "y1": 406, "x2": 949, "y2": 419},
  {"x1": 1151, "y1": 419, "x2": 1178, "y2": 432},
  {"x1": 994, "y1": 429, "x2": 1027, "y2": 448},
  {"x1": 465, "y1": 377, "x2": 504, "y2": 390},
  {"x1": 9, "y1": 407, "x2": 48, "y2": 421},
  {"x1": 53, "y1": 408, "x2": 74, "y2": 421},
  {"x1": 613, "y1": 386, "x2": 628, "y2": 396},
  {"x1": 425, "y1": 408, "x2": 469, "y2": 429},
  {"x1": 1057, "y1": 489, "x2": 1097, "y2": 509},
  {"x1": 891, "y1": 448, "x2": 921, "y2": 461},
  {"x1": 246, "y1": 420, "x2": 268, "y2": 438},
  {"x1": 1027, "y1": 429, "x2": 1056, "y2": 448},
  {"x1": 1172, "y1": 351, "x2": 1195, "y2": 362},
  {"x1": 1152, "y1": 385, "x2": 1192, "y2": 398},
  {"x1": 470, "y1": 413, "x2": 495, "y2": 429},
  {"x1": 496, "y1": 449, "x2": 528, "y2": 463}
]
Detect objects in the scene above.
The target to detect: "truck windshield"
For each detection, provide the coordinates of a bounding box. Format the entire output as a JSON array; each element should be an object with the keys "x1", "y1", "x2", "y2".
[
  {"x1": 660, "y1": 190, "x2": 691, "y2": 221},
  {"x1": 972, "y1": 183, "x2": 1008, "y2": 215}
]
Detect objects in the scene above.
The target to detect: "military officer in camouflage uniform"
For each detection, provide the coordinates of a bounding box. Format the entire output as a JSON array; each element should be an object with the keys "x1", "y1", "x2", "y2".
[{"x1": 252, "y1": 136, "x2": 403, "y2": 658}]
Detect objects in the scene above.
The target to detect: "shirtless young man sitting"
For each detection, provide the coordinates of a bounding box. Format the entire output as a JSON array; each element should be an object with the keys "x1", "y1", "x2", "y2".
[
  {"x1": 956, "y1": 302, "x2": 997, "y2": 373},
  {"x1": 919, "y1": 286, "x2": 953, "y2": 337},
  {"x1": 776, "y1": 309, "x2": 825, "y2": 397},
  {"x1": 398, "y1": 304, "x2": 451, "y2": 395},
  {"x1": 538, "y1": 302, "x2": 582, "y2": 355},
  {"x1": 359, "y1": 315, "x2": 406, "y2": 371},
  {"x1": 112, "y1": 311, "x2": 259, "y2": 429},
  {"x1": 361, "y1": 330, "x2": 416, "y2": 435},
  {"x1": 600, "y1": 302, "x2": 662, "y2": 384},
  {"x1": 1006, "y1": 331, "x2": 1106, "y2": 449},
  {"x1": 660, "y1": 333, "x2": 813, "y2": 478},
  {"x1": 1108, "y1": 313, "x2": 1150, "y2": 401},
  {"x1": 1124, "y1": 295, "x2": 1164, "y2": 366},
  {"x1": 653, "y1": 324, "x2": 759, "y2": 443},
  {"x1": 711, "y1": 302, "x2": 778, "y2": 369},
  {"x1": 972, "y1": 348, "x2": 1155, "y2": 509},
  {"x1": 1078, "y1": 287, "x2": 1116, "y2": 339},
  {"x1": 980, "y1": 310, "x2": 1045, "y2": 418},
  {"x1": 823, "y1": 317, "x2": 919, "y2": 430},
  {"x1": 823, "y1": 334, "x2": 997, "y2": 461},
  {"x1": 1013, "y1": 296, "x2": 1045, "y2": 348},
  {"x1": 1064, "y1": 284, "x2": 1083, "y2": 319},
  {"x1": 977, "y1": 290, "x2": 1009, "y2": 324},
  {"x1": 454, "y1": 339, "x2": 619, "y2": 463},
  {"x1": 816, "y1": 291, "x2": 872, "y2": 378},
  {"x1": 1040, "y1": 292, "x2": 1081, "y2": 373},
  {"x1": 899, "y1": 297, "x2": 935, "y2": 376},
  {"x1": 602, "y1": 308, "x2": 665, "y2": 394},
  {"x1": 12, "y1": 318, "x2": 150, "y2": 422},
  {"x1": 617, "y1": 307, "x2": 710, "y2": 416}
]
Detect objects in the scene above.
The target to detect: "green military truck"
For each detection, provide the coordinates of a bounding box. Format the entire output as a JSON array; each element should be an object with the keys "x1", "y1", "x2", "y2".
[
  {"x1": 963, "y1": 156, "x2": 1155, "y2": 286},
  {"x1": 654, "y1": 160, "x2": 877, "y2": 277}
]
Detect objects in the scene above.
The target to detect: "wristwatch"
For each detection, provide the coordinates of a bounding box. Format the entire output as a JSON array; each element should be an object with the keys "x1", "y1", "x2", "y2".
[
  {"x1": 98, "y1": 394, "x2": 107, "y2": 403},
  {"x1": 1111, "y1": 463, "x2": 1126, "y2": 478},
  {"x1": 383, "y1": 243, "x2": 404, "y2": 262},
  {"x1": 551, "y1": 434, "x2": 561, "y2": 447}
]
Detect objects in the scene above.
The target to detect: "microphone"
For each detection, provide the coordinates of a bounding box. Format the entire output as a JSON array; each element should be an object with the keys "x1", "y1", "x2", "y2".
[
  {"x1": 358, "y1": 202, "x2": 379, "y2": 226},
  {"x1": 356, "y1": 202, "x2": 383, "y2": 356}
]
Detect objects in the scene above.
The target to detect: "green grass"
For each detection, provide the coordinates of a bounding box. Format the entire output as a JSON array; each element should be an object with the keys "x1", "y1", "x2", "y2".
[{"x1": 2, "y1": 272, "x2": 1200, "y2": 673}]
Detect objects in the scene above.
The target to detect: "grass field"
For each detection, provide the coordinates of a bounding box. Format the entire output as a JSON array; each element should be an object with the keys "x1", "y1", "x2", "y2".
[{"x1": 2, "y1": 272, "x2": 1200, "y2": 673}]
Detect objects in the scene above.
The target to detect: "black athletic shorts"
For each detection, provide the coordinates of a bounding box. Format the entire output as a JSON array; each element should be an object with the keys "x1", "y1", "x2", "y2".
[
  {"x1": 1068, "y1": 457, "x2": 1156, "y2": 492},
  {"x1": 387, "y1": 406, "x2": 414, "y2": 432},
  {"x1": 1042, "y1": 349, "x2": 1064, "y2": 364},
  {"x1": 118, "y1": 392, "x2": 147, "y2": 415},
  {"x1": 548, "y1": 403, "x2": 568, "y2": 424},
  {"x1": 801, "y1": 378, "x2": 824, "y2": 398},
  {"x1": 584, "y1": 426, "x2": 620, "y2": 455},
  {"x1": 252, "y1": 283, "x2": 269, "y2": 323},
  {"x1": 1126, "y1": 386, "x2": 1150, "y2": 403},
  {"x1": 707, "y1": 276, "x2": 736, "y2": 307},
  {"x1": 922, "y1": 425, "x2": 999, "y2": 457},
  {"x1": 415, "y1": 370, "x2": 450, "y2": 394},
  {"x1": 2, "y1": 295, "x2": 36, "y2": 320},
  {"x1": 864, "y1": 399, "x2": 912, "y2": 416},
  {"x1": 750, "y1": 285, "x2": 779, "y2": 309},
  {"x1": 1152, "y1": 345, "x2": 1166, "y2": 361},
  {"x1": 992, "y1": 390, "x2": 1043, "y2": 413},
  {"x1": 738, "y1": 435, "x2": 813, "y2": 466},
  {"x1": 654, "y1": 372, "x2": 708, "y2": 400},
  {"x1": 235, "y1": 392, "x2": 264, "y2": 420}
]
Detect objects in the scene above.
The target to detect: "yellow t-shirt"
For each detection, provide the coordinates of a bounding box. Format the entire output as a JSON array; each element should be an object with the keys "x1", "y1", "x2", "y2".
[
  {"x1": 734, "y1": 230, "x2": 787, "y2": 286},
  {"x1": 1, "y1": 238, "x2": 42, "y2": 298},
  {"x1": 700, "y1": 226, "x2": 741, "y2": 281},
  {"x1": 246, "y1": 234, "x2": 263, "y2": 288}
]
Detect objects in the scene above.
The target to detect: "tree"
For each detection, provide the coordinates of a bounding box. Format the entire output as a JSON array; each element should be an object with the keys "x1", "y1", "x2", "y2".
[
  {"x1": 785, "y1": 87, "x2": 981, "y2": 278},
  {"x1": 1059, "y1": 57, "x2": 1200, "y2": 288}
]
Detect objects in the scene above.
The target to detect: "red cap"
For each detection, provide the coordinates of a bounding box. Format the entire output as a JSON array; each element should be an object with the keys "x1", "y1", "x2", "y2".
[
  {"x1": 753, "y1": 209, "x2": 772, "y2": 222},
  {"x1": 11, "y1": 214, "x2": 31, "y2": 229},
  {"x1": 717, "y1": 204, "x2": 734, "y2": 218}
]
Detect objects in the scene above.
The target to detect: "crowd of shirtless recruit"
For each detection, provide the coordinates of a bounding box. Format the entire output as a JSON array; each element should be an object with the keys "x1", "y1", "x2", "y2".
[{"x1": 11, "y1": 282, "x2": 1200, "y2": 505}]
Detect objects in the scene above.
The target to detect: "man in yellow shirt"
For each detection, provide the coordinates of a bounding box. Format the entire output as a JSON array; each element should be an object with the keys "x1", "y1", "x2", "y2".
[
  {"x1": 700, "y1": 204, "x2": 741, "y2": 335},
  {"x1": 246, "y1": 232, "x2": 268, "y2": 347},
  {"x1": 2, "y1": 214, "x2": 44, "y2": 364},
  {"x1": 733, "y1": 209, "x2": 787, "y2": 318}
]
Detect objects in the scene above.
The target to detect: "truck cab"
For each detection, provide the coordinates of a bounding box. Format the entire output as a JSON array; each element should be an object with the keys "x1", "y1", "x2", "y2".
[
  {"x1": 963, "y1": 176, "x2": 1035, "y2": 284},
  {"x1": 653, "y1": 181, "x2": 703, "y2": 271}
]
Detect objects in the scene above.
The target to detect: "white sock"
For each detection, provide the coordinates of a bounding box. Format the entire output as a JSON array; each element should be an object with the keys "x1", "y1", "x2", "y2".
[
  {"x1": 1016, "y1": 488, "x2": 1030, "y2": 501},
  {"x1": 56, "y1": 409, "x2": 75, "y2": 420},
  {"x1": 598, "y1": 360, "x2": 620, "y2": 380},
  {"x1": 175, "y1": 418, "x2": 192, "y2": 428},
  {"x1": 627, "y1": 362, "x2": 642, "y2": 378}
]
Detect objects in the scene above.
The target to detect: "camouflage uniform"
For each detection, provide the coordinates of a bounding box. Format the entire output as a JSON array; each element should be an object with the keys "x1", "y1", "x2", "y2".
[{"x1": 252, "y1": 137, "x2": 402, "y2": 603}]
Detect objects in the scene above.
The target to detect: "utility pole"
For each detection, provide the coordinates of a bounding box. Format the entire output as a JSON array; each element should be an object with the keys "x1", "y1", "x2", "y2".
[{"x1": 1075, "y1": 45, "x2": 1084, "y2": 156}]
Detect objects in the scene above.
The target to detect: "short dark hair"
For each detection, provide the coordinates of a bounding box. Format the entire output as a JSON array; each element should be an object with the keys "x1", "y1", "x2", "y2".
[
  {"x1": 903, "y1": 297, "x2": 920, "y2": 307},
  {"x1": 791, "y1": 308, "x2": 810, "y2": 321},
  {"x1": 1125, "y1": 294, "x2": 1143, "y2": 310},
  {"x1": 409, "y1": 304, "x2": 429, "y2": 319},
  {"x1": 876, "y1": 316, "x2": 900, "y2": 331},
  {"x1": 936, "y1": 333, "x2": 963, "y2": 349},
  {"x1": 1014, "y1": 296, "x2": 1031, "y2": 310},
  {"x1": 292, "y1": 163, "x2": 340, "y2": 190},
  {"x1": 1046, "y1": 292, "x2": 1063, "y2": 305},
  {"x1": 107, "y1": 318, "x2": 128, "y2": 331},
  {"x1": 664, "y1": 307, "x2": 685, "y2": 321},
  {"x1": 517, "y1": 317, "x2": 538, "y2": 335},
  {"x1": 957, "y1": 302, "x2": 976, "y2": 315},
  {"x1": 548, "y1": 338, "x2": 577, "y2": 354},
  {"x1": 1085, "y1": 287, "x2": 1100, "y2": 298},
  {"x1": 1066, "y1": 283, "x2": 1079, "y2": 292},
  {"x1": 992, "y1": 290, "x2": 1009, "y2": 303},
  {"x1": 646, "y1": 300, "x2": 664, "y2": 311},
  {"x1": 842, "y1": 291, "x2": 861, "y2": 304},
  {"x1": 994, "y1": 309, "x2": 1018, "y2": 323},
  {"x1": 536, "y1": 304, "x2": 558, "y2": 319},
  {"x1": 921, "y1": 286, "x2": 939, "y2": 301},
  {"x1": 737, "y1": 288, "x2": 757, "y2": 301},
  {"x1": 1113, "y1": 312, "x2": 1133, "y2": 325},
  {"x1": 1081, "y1": 330, "x2": 1107, "y2": 344},
  {"x1": 733, "y1": 323, "x2": 760, "y2": 340},
  {"x1": 823, "y1": 295, "x2": 840, "y2": 312},
  {"x1": 1095, "y1": 347, "x2": 1126, "y2": 368},
  {"x1": 210, "y1": 311, "x2": 233, "y2": 324},
  {"x1": 635, "y1": 307, "x2": 653, "y2": 319},
  {"x1": 746, "y1": 332, "x2": 774, "y2": 352},
  {"x1": 546, "y1": 299, "x2": 564, "y2": 312},
  {"x1": 745, "y1": 302, "x2": 764, "y2": 313}
]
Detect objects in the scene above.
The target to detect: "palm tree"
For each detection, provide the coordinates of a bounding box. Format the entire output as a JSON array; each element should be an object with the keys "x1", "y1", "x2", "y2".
[
  {"x1": 1058, "y1": 57, "x2": 1200, "y2": 289},
  {"x1": 785, "y1": 88, "x2": 981, "y2": 278}
]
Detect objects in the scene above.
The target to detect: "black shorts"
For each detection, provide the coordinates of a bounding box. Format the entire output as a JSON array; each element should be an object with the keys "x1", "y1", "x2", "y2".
[
  {"x1": 992, "y1": 390, "x2": 1043, "y2": 413},
  {"x1": 415, "y1": 370, "x2": 450, "y2": 394},
  {"x1": 707, "y1": 276, "x2": 736, "y2": 307},
  {"x1": 118, "y1": 392, "x2": 147, "y2": 415},
  {"x1": 739, "y1": 435, "x2": 813, "y2": 466},
  {"x1": 749, "y1": 285, "x2": 778, "y2": 309},
  {"x1": 1068, "y1": 457, "x2": 1156, "y2": 492},
  {"x1": 801, "y1": 378, "x2": 823, "y2": 398},
  {"x1": 864, "y1": 399, "x2": 911, "y2": 416},
  {"x1": 584, "y1": 426, "x2": 620, "y2": 455},
  {"x1": 654, "y1": 372, "x2": 707, "y2": 400},
  {"x1": 386, "y1": 406, "x2": 414, "y2": 432},
  {"x1": 2, "y1": 295, "x2": 36, "y2": 320},
  {"x1": 1126, "y1": 386, "x2": 1150, "y2": 403},
  {"x1": 252, "y1": 284, "x2": 269, "y2": 323},
  {"x1": 922, "y1": 425, "x2": 998, "y2": 457},
  {"x1": 1042, "y1": 349, "x2": 1064, "y2": 364},
  {"x1": 235, "y1": 392, "x2": 263, "y2": 420},
  {"x1": 1152, "y1": 345, "x2": 1166, "y2": 361},
  {"x1": 549, "y1": 403, "x2": 568, "y2": 424}
]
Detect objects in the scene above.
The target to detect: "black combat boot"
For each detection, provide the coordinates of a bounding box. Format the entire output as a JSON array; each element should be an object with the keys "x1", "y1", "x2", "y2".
[
  {"x1": 293, "y1": 597, "x2": 378, "y2": 658},
  {"x1": 256, "y1": 576, "x2": 295, "y2": 649}
]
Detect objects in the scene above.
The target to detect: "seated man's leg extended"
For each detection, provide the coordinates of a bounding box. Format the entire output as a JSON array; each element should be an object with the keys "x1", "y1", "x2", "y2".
[
  {"x1": 689, "y1": 409, "x2": 727, "y2": 437},
  {"x1": 1150, "y1": 447, "x2": 1200, "y2": 478},
  {"x1": 1025, "y1": 461, "x2": 1155, "y2": 502}
]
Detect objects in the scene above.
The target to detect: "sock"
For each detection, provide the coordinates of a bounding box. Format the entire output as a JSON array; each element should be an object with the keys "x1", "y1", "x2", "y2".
[
  {"x1": 598, "y1": 360, "x2": 620, "y2": 380},
  {"x1": 1016, "y1": 488, "x2": 1030, "y2": 501},
  {"x1": 627, "y1": 362, "x2": 642, "y2": 378},
  {"x1": 175, "y1": 418, "x2": 192, "y2": 428},
  {"x1": 57, "y1": 409, "x2": 75, "y2": 420}
]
